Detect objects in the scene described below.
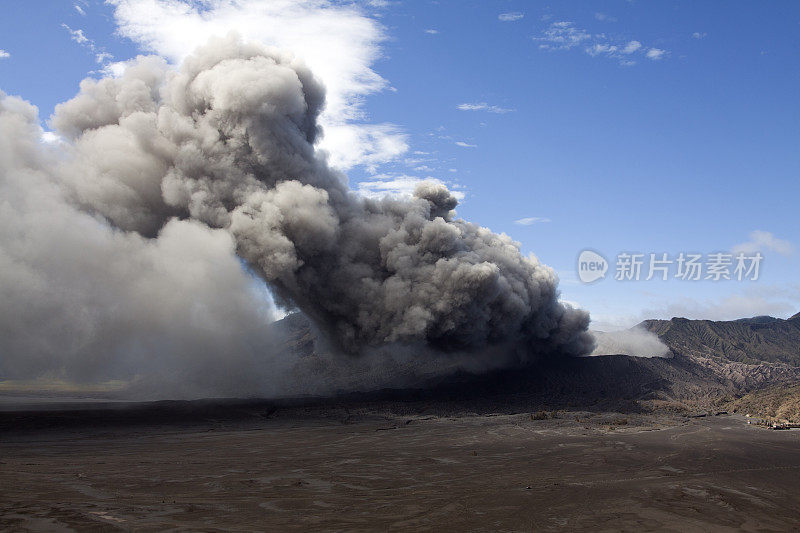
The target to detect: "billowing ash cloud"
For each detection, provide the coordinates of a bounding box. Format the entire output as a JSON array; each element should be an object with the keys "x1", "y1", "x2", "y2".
[
  {"x1": 0, "y1": 35, "x2": 592, "y2": 397},
  {"x1": 0, "y1": 90, "x2": 288, "y2": 398}
]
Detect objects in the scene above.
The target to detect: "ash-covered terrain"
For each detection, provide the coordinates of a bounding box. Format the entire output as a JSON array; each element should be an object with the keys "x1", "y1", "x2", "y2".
[
  {"x1": 3, "y1": 312, "x2": 800, "y2": 531},
  {"x1": 5, "y1": 413, "x2": 800, "y2": 531}
]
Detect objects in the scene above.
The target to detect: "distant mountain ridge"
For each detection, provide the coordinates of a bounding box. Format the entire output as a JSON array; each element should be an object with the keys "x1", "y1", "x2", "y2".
[
  {"x1": 263, "y1": 312, "x2": 800, "y2": 413},
  {"x1": 640, "y1": 313, "x2": 800, "y2": 366}
]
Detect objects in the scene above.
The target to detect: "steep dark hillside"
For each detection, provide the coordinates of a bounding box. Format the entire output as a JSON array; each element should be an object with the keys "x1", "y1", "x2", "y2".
[
  {"x1": 263, "y1": 313, "x2": 800, "y2": 414},
  {"x1": 640, "y1": 314, "x2": 800, "y2": 365},
  {"x1": 728, "y1": 384, "x2": 800, "y2": 422}
]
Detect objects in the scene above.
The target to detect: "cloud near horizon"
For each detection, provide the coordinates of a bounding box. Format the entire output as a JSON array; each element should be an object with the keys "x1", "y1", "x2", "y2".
[{"x1": 591, "y1": 284, "x2": 800, "y2": 331}]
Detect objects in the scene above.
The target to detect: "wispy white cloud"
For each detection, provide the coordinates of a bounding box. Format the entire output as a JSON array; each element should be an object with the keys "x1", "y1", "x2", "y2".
[
  {"x1": 586, "y1": 43, "x2": 617, "y2": 56},
  {"x1": 622, "y1": 40, "x2": 641, "y2": 54},
  {"x1": 692, "y1": 32, "x2": 707, "y2": 39},
  {"x1": 0, "y1": 49, "x2": 9, "y2": 59},
  {"x1": 594, "y1": 12, "x2": 617, "y2": 22},
  {"x1": 357, "y1": 174, "x2": 465, "y2": 200},
  {"x1": 455, "y1": 141, "x2": 477, "y2": 148},
  {"x1": 404, "y1": 154, "x2": 435, "y2": 166},
  {"x1": 498, "y1": 12, "x2": 524, "y2": 22},
  {"x1": 424, "y1": 28, "x2": 438, "y2": 34},
  {"x1": 108, "y1": 0, "x2": 407, "y2": 171},
  {"x1": 514, "y1": 217, "x2": 551, "y2": 225},
  {"x1": 457, "y1": 102, "x2": 514, "y2": 114},
  {"x1": 733, "y1": 230, "x2": 794, "y2": 256},
  {"x1": 61, "y1": 24, "x2": 114, "y2": 64},
  {"x1": 74, "y1": 4, "x2": 86, "y2": 15},
  {"x1": 62, "y1": 24, "x2": 90, "y2": 45},
  {"x1": 534, "y1": 21, "x2": 590, "y2": 51},
  {"x1": 586, "y1": 39, "x2": 642, "y2": 62},
  {"x1": 534, "y1": 21, "x2": 668, "y2": 65}
]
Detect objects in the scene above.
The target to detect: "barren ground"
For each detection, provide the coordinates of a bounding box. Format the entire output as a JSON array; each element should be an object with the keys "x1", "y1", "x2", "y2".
[{"x1": 2, "y1": 407, "x2": 800, "y2": 531}]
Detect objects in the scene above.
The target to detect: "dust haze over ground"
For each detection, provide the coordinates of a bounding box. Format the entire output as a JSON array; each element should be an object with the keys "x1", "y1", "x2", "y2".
[
  {"x1": 590, "y1": 327, "x2": 671, "y2": 358},
  {"x1": 0, "y1": 35, "x2": 594, "y2": 399}
]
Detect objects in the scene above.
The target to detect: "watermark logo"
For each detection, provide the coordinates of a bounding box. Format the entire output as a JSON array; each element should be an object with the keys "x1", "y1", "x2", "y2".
[
  {"x1": 577, "y1": 249, "x2": 608, "y2": 283},
  {"x1": 577, "y1": 250, "x2": 763, "y2": 283}
]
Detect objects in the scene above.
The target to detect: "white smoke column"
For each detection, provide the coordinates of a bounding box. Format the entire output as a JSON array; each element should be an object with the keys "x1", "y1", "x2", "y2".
[
  {"x1": 0, "y1": 91, "x2": 293, "y2": 398},
  {"x1": 590, "y1": 328, "x2": 671, "y2": 358},
  {"x1": 49, "y1": 35, "x2": 594, "y2": 359}
]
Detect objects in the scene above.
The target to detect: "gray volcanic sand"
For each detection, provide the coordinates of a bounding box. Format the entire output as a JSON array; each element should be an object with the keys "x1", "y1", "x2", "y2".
[{"x1": 2, "y1": 413, "x2": 800, "y2": 531}]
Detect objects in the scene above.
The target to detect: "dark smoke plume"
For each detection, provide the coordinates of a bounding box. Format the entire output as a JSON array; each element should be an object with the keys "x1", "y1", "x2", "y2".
[
  {"x1": 56, "y1": 35, "x2": 592, "y2": 356},
  {"x1": 0, "y1": 35, "x2": 592, "y2": 397}
]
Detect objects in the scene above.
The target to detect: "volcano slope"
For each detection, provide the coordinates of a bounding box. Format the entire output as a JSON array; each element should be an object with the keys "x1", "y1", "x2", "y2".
[
  {"x1": 262, "y1": 312, "x2": 800, "y2": 415},
  {"x1": 4, "y1": 312, "x2": 800, "y2": 432}
]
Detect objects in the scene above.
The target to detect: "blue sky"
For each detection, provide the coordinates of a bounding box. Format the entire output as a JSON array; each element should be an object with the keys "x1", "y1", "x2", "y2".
[{"x1": 1, "y1": 0, "x2": 798, "y2": 329}]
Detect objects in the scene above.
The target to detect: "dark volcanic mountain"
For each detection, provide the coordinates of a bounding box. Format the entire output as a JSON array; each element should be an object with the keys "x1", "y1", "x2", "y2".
[
  {"x1": 262, "y1": 313, "x2": 800, "y2": 415},
  {"x1": 4, "y1": 312, "x2": 800, "y2": 430},
  {"x1": 640, "y1": 313, "x2": 800, "y2": 366}
]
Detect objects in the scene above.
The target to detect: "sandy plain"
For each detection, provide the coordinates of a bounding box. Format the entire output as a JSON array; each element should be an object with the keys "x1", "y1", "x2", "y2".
[{"x1": 2, "y1": 403, "x2": 800, "y2": 532}]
